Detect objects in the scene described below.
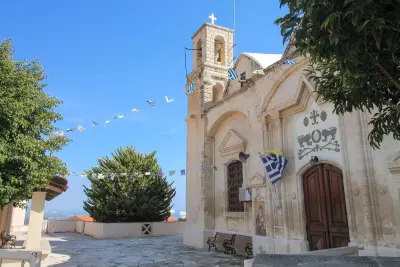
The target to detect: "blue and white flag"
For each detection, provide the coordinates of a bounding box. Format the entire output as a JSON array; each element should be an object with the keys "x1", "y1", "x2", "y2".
[
  {"x1": 187, "y1": 82, "x2": 196, "y2": 95},
  {"x1": 260, "y1": 151, "x2": 288, "y2": 184},
  {"x1": 228, "y1": 68, "x2": 238, "y2": 80},
  {"x1": 283, "y1": 59, "x2": 296, "y2": 65}
]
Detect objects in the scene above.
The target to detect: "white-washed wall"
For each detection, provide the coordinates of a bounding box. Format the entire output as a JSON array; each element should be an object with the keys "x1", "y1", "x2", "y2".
[
  {"x1": 152, "y1": 222, "x2": 185, "y2": 236},
  {"x1": 49, "y1": 220, "x2": 186, "y2": 239},
  {"x1": 76, "y1": 221, "x2": 85, "y2": 233},
  {"x1": 47, "y1": 220, "x2": 76, "y2": 233},
  {"x1": 101, "y1": 223, "x2": 142, "y2": 239},
  {"x1": 84, "y1": 222, "x2": 103, "y2": 239}
]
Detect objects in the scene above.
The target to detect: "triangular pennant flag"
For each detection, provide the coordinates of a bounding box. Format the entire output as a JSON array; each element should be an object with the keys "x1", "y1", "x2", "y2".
[
  {"x1": 165, "y1": 96, "x2": 175, "y2": 103},
  {"x1": 98, "y1": 174, "x2": 104, "y2": 179},
  {"x1": 132, "y1": 108, "x2": 140, "y2": 113},
  {"x1": 169, "y1": 170, "x2": 175, "y2": 176},
  {"x1": 147, "y1": 100, "x2": 155, "y2": 107},
  {"x1": 180, "y1": 169, "x2": 186, "y2": 176},
  {"x1": 283, "y1": 59, "x2": 296, "y2": 65},
  {"x1": 113, "y1": 114, "x2": 126, "y2": 119},
  {"x1": 144, "y1": 172, "x2": 151, "y2": 176},
  {"x1": 55, "y1": 131, "x2": 65, "y2": 136},
  {"x1": 92, "y1": 121, "x2": 99, "y2": 127},
  {"x1": 77, "y1": 125, "x2": 85, "y2": 132},
  {"x1": 104, "y1": 120, "x2": 111, "y2": 126},
  {"x1": 66, "y1": 128, "x2": 75, "y2": 133}
]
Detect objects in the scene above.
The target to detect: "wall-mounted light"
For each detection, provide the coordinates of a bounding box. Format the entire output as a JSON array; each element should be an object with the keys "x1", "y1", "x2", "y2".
[
  {"x1": 239, "y1": 152, "x2": 250, "y2": 163},
  {"x1": 310, "y1": 156, "x2": 319, "y2": 165}
]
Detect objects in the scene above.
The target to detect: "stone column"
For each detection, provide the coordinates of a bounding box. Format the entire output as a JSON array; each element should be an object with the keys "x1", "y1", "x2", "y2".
[
  {"x1": 343, "y1": 111, "x2": 377, "y2": 255},
  {"x1": 272, "y1": 113, "x2": 290, "y2": 252},
  {"x1": 26, "y1": 192, "x2": 46, "y2": 249}
]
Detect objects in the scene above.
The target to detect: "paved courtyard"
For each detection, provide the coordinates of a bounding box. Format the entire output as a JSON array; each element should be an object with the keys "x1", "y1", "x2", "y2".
[{"x1": 44, "y1": 233, "x2": 246, "y2": 267}]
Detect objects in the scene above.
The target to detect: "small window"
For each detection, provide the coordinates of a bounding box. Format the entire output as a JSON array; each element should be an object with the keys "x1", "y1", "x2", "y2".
[
  {"x1": 227, "y1": 160, "x2": 244, "y2": 212},
  {"x1": 240, "y1": 72, "x2": 246, "y2": 88}
]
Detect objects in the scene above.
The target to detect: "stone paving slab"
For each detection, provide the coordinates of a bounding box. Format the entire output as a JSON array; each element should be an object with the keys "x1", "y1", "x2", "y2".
[{"x1": 44, "y1": 233, "x2": 246, "y2": 267}]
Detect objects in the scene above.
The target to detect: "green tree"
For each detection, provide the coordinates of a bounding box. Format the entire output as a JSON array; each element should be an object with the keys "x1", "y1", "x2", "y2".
[
  {"x1": 83, "y1": 146, "x2": 176, "y2": 223},
  {"x1": 0, "y1": 39, "x2": 69, "y2": 209},
  {"x1": 275, "y1": 0, "x2": 400, "y2": 148}
]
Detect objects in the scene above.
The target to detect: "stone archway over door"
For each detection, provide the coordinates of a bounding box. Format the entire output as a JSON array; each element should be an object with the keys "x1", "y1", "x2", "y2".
[{"x1": 303, "y1": 164, "x2": 350, "y2": 251}]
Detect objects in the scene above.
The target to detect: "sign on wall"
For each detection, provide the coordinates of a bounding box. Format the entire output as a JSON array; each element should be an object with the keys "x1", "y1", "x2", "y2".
[{"x1": 294, "y1": 104, "x2": 342, "y2": 167}]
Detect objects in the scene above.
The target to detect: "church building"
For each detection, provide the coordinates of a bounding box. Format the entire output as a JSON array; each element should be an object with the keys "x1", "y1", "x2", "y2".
[{"x1": 184, "y1": 16, "x2": 400, "y2": 257}]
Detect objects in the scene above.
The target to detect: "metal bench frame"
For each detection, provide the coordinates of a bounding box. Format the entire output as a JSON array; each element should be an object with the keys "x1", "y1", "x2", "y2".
[
  {"x1": 225, "y1": 235, "x2": 253, "y2": 258},
  {"x1": 1, "y1": 231, "x2": 16, "y2": 249},
  {"x1": 207, "y1": 232, "x2": 235, "y2": 254}
]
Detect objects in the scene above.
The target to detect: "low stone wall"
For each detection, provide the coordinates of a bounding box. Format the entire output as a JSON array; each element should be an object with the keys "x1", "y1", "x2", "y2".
[
  {"x1": 48, "y1": 220, "x2": 186, "y2": 239},
  {"x1": 76, "y1": 221, "x2": 85, "y2": 233},
  {"x1": 47, "y1": 220, "x2": 77, "y2": 233},
  {"x1": 84, "y1": 221, "x2": 186, "y2": 239}
]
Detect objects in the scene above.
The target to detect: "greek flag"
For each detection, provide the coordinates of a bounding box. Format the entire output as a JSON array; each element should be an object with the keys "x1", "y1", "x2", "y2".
[
  {"x1": 260, "y1": 151, "x2": 288, "y2": 184},
  {"x1": 147, "y1": 100, "x2": 155, "y2": 107},
  {"x1": 228, "y1": 68, "x2": 238, "y2": 80},
  {"x1": 283, "y1": 59, "x2": 296, "y2": 65},
  {"x1": 187, "y1": 82, "x2": 196, "y2": 95}
]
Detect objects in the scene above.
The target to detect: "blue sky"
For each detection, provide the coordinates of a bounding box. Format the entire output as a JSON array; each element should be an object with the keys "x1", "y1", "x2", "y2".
[{"x1": 0, "y1": 0, "x2": 287, "y2": 215}]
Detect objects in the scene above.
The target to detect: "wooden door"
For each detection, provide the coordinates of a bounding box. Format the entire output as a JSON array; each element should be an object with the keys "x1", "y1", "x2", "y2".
[{"x1": 303, "y1": 164, "x2": 350, "y2": 251}]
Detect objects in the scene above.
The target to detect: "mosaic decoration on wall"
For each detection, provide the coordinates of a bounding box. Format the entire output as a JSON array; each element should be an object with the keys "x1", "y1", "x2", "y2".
[
  {"x1": 255, "y1": 201, "x2": 266, "y2": 236},
  {"x1": 297, "y1": 109, "x2": 340, "y2": 160}
]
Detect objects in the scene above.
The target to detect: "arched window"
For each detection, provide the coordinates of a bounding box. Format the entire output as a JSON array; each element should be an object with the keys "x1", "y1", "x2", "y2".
[
  {"x1": 196, "y1": 39, "x2": 203, "y2": 67},
  {"x1": 227, "y1": 160, "x2": 244, "y2": 212},
  {"x1": 212, "y1": 84, "x2": 224, "y2": 103},
  {"x1": 214, "y1": 36, "x2": 225, "y2": 65}
]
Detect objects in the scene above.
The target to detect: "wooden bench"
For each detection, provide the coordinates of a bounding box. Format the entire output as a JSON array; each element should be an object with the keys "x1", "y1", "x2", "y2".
[
  {"x1": 207, "y1": 232, "x2": 235, "y2": 253},
  {"x1": 1, "y1": 231, "x2": 16, "y2": 249},
  {"x1": 225, "y1": 235, "x2": 253, "y2": 258}
]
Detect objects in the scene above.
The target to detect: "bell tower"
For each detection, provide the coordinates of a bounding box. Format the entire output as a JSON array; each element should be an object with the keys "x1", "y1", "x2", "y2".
[{"x1": 187, "y1": 14, "x2": 234, "y2": 110}]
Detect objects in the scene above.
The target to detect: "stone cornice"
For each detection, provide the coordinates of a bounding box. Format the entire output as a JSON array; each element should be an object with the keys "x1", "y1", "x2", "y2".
[
  {"x1": 218, "y1": 129, "x2": 247, "y2": 156},
  {"x1": 191, "y1": 23, "x2": 234, "y2": 40}
]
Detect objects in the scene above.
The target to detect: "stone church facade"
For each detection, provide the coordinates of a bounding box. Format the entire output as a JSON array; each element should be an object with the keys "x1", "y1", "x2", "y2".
[{"x1": 184, "y1": 21, "x2": 400, "y2": 257}]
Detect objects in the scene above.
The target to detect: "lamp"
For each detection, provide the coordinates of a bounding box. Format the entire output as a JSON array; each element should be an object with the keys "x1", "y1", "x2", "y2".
[
  {"x1": 239, "y1": 152, "x2": 250, "y2": 163},
  {"x1": 310, "y1": 156, "x2": 319, "y2": 165}
]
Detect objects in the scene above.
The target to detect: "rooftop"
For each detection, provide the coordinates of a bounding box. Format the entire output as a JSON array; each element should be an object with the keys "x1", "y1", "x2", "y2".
[{"x1": 241, "y1": 53, "x2": 282, "y2": 69}]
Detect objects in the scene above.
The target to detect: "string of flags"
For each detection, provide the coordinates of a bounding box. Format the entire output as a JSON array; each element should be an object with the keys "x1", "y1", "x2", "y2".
[
  {"x1": 186, "y1": 58, "x2": 297, "y2": 95},
  {"x1": 52, "y1": 96, "x2": 175, "y2": 137},
  {"x1": 68, "y1": 169, "x2": 187, "y2": 179}
]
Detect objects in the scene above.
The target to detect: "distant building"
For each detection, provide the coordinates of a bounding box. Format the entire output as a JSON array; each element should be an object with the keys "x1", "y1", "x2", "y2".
[
  {"x1": 164, "y1": 217, "x2": 178, "y2": 222},
  {"x1": 68, "y1": 215, "x2": 94, "y2": 222}
]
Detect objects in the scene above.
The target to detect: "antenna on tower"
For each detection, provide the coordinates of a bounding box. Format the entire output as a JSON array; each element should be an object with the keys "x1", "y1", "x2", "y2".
[{"x1": 233, "y1": 0, "x2": 236, "y2": 61}]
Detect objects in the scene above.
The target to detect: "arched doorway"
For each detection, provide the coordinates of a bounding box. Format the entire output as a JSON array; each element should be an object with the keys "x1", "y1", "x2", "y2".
[{"x1": 303, "y1": 164, "x2": 350, "y2": 251}]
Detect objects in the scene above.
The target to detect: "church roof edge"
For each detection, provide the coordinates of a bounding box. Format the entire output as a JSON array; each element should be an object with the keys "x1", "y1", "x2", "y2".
[{"x1": 191, "y1": 23, "x2": 234, "y2": 40}]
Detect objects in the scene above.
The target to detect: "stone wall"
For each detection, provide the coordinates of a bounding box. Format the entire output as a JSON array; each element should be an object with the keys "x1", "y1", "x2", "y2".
[{"x1": 48, "y1": 220, "x2": 186, "y2": 239}]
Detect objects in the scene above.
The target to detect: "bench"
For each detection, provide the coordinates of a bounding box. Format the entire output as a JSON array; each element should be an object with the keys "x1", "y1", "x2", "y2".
[
  {"x1": 225, "y1": 234, "x2": 253, "y2": 258},
  {"x1": 207, "y1": 232, "x2": 235, "y2": 253},
  {"x1": 1, "y1": 231, "x2": 16, "y2": 249}
]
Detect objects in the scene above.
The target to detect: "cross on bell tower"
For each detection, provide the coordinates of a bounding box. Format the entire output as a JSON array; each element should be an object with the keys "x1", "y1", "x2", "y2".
[{"x1": 208, "y1": 13, "x2": 217, "y2": 24}]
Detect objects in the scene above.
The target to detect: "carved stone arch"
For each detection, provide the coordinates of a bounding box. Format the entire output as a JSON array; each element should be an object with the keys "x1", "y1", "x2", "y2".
[
  {"x1": 260, "y1": 58, "x2": 308, "y2": 113},
  {"x1": 207, "y1": 110, "x2": 248, "y2": 137}
]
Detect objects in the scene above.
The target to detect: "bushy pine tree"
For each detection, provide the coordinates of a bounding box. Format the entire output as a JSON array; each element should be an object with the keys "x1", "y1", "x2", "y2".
[{"x1": 83, "y1": 146, "x2": 176, "y2": 223}]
